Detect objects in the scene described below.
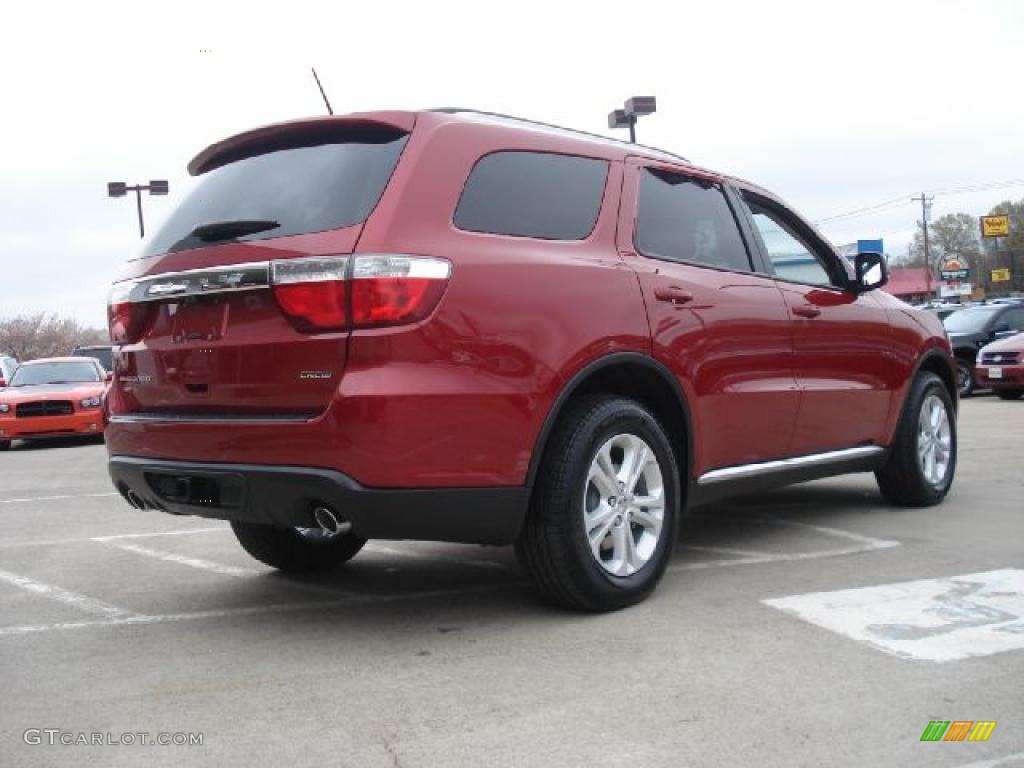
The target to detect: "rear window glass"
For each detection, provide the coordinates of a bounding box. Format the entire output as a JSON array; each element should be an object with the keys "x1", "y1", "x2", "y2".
[
  {"x1": 635, "y1": 169, "x2": 751, "y2": 272},
  {"x1": 144, "y1": 130, "x2": 408, "y2": 257},
  {"x1": 454, "y1": 151, "x2": 608, "y2": 240}
]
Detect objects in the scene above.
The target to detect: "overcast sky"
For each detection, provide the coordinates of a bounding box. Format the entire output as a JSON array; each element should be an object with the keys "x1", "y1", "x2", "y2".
[{"x1": 2, "y1": 0, "x2": 1022, "y2": 328}]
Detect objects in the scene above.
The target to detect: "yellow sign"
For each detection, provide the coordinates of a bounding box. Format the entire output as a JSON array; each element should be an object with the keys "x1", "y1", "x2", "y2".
[
  {"x1": 981, "y1": 215, "x2": 1010, "y2": 238},
  {"x1": 991, "y1": 268, "x2": 1011, "y2": 282}
]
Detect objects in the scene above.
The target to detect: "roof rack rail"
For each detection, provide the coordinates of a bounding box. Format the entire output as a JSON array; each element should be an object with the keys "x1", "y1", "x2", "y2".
[{"x1": 431, "y1": 107, "x2": 689, "y2": 164}]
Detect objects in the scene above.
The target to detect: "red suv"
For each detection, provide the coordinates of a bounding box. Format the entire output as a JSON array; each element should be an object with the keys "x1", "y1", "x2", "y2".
[{"x1": 105, "y1": 109, "x2": 958, "y2": 611}]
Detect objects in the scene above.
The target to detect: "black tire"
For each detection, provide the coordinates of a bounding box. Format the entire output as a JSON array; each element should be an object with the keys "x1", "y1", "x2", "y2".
[
  {"x1": 955, "y1": 359, "x2": 976, "y2": 398},
  {"x1": 516, "y1": 395, "x2": 680, "y2": 612},
  {"x1": 0, "y1": 440, "x2": 10, "y2": 451},
  {"x1": 875, "y1": 372, "x2": 956, "y2": 507},
  {"x1": 230, "y1": 520, "x2": 366, "y2": 572},
  {"x1": 995, "y1": 389, "x2": 1024, "y2": 401}
]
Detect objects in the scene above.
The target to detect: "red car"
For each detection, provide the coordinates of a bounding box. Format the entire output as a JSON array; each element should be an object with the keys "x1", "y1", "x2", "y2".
[
  {"x1": 0, "y1": 357, "x2": 108, "y2": 449},
  {"x1": 105, "y1": 109, "x2": 958, "y2": 611},
  {"x1": 975, "y1": 332, "x2": 1024, "y2": 399}
]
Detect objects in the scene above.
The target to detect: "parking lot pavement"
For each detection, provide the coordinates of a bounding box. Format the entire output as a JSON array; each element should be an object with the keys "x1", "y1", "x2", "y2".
[{"x1": 1, "y1": 399, "x2": 1022, "y2": 768}]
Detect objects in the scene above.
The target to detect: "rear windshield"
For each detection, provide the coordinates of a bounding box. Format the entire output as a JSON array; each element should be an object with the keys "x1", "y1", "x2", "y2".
[
  {"x1": 143, "y1": 130, "x2": 409, "y2": 257},
  {"x1": 10, "y1": 361, "x2": 101, "y2": 386}
]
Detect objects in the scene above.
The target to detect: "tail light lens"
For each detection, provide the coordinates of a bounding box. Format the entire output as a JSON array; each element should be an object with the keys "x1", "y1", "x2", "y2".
[
  {"x1": 107, "y1": 282, "x2": 155, "y2": 344},
  {"x1": 270, "y1": 254, "x2": 451, "y2": 332},
  {"x1": 271, "y1": 256, "x2": 350, "y2": 332}
]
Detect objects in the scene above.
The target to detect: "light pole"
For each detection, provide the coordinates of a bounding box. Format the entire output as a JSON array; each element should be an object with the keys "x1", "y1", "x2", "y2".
[
  {"x1": 608, "y1": 96, "x2": 657, "y2": 143},
  {"x1": 108, "y1": 180, "x2": 169, "y2": 238}
]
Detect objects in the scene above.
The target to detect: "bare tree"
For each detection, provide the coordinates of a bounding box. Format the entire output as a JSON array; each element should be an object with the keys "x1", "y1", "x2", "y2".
[{"x1": 0, "y1": 313, "x2": 107, "y2": 362}]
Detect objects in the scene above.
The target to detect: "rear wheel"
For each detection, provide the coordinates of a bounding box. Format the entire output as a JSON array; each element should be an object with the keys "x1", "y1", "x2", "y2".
[
  {"x1": 875, "y1": 372, "x2": 956, "y2": 507},
  {"x1": 516, "y1": 396, "x2": 679, "y2": 612},
  {"x1": 995, "y1": 389, "x2": 1024, "y2": 401},
  {"x1": 955, "y1": 359, "x2": 976, "y2": 398},
  {"x1": 231, "y1": 520, "x2": 366, "y2": 572}
]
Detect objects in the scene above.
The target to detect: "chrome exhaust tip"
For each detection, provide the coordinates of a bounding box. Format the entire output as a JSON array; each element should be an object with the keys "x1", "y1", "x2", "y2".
[{"x1": 312, "y1": 505, "x2": 351, "y2": 536}]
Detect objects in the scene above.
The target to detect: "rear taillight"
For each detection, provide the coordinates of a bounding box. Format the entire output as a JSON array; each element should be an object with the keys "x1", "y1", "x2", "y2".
[
  {"x1": 270, "y1": 254, "x2": 451, "y2": 332},
  {"x1": 107, "y1": 282, "x2": 155, "y2": 344},
  {"x1": 271, "y1": 256, "x2": 350, "y2": 332}
]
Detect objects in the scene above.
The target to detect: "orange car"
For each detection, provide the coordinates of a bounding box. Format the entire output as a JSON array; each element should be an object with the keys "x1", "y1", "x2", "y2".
[{"x1": 0, "y1": 357, "x2": 109, "y2": 449}]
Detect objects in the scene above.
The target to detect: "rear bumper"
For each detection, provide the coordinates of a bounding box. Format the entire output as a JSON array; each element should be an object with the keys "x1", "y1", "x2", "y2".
[
  {"x1": 0, "y1": 411, "x2": 105, "y2": 440},
  {"x1": 108, "y1": 456, "x2": 528, "y2": 545}
]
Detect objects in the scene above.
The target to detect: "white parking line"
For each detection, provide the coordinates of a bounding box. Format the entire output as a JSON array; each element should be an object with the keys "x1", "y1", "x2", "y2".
[
  {"x1": 670, "y1": 515, "x2": 900, "y2": 571},
  {"x1": 0, "y1": 583, "x2": 518, "y2": 637},
  {"x1": 0, "y1": 492, "x2": 118, "y2": 505},
  {"x1": 0, "y1": 527, "x2": 226, "y2": 550},
  {"x1": 102, "y1": 540, "x2": 260, "y2": 578},
  {"x1": 0, "y1": 567, "x2": 137, "y2": 619}
]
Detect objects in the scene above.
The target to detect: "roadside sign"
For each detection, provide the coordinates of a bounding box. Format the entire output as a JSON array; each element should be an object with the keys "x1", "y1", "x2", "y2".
[
  {"x1": 981, "y1": 215, "x2": 1010, "y2": 238},
  {"x1": 940, "y1": 258, "x2": 969, "y2": 281},
  {"x1": 991, "y1": 268, "x2": 1011, "y2": 282}
]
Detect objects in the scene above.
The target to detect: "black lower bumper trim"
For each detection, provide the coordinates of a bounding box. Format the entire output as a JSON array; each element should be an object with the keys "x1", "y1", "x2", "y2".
[{"x1": 108, "y1": 456, "x2": 528, "y2": 545}]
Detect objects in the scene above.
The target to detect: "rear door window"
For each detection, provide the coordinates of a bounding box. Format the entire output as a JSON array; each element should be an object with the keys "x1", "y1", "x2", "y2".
[
  {"x1": 144, "y1": 127, "x2": 409, "y2": 257},
  {"x1": 454, "y1": 151, "x2": 609, "y2": 240},
  {"x1": 634, "y1": 169, "x2": 752, "y2": 272}
]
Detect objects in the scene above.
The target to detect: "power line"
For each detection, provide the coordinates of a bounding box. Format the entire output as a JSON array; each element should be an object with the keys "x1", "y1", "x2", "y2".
[{"x1": 813, "y1": 177, "x2": 1024, "y2": 225}]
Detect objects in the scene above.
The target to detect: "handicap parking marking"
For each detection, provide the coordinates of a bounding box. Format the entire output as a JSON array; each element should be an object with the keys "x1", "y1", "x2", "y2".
[{"x1": 763, "y1": 569, "x2": 1024, "y2": 663}]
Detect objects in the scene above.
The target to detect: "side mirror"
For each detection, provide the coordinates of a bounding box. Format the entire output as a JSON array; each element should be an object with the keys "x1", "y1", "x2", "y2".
[
  {"x1": 105, "y1": 371, "x2": 114, "y2": 382},
  {"x1": 0, "y1": 378, "x2": 6, "y2": 388},
  {"x1": 852, "y1": 251, "x2": 888, "y2": 293}
]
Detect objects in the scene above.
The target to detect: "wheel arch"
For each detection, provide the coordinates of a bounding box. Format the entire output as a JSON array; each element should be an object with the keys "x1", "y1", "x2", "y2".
[
  {"x1": 911, "y1": 348, "x2": 959, "y2": 414},
  {"x1": 525, "y1": 352, "x2": 694, "y2": 498}
]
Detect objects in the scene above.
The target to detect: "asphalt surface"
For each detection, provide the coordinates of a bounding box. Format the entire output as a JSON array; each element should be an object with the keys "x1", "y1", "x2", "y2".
[{"x1": 0, "y1": 397, "x2": 1022, "y2": 768}]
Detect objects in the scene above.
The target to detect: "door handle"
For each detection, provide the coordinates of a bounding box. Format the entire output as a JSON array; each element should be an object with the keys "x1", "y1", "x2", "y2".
[
  {"x1": 792, "y1": 305, "x2": 821, "y2": 319},
  {"x1": 654, "y1": 287, "x2": 694, "y2": 305}
]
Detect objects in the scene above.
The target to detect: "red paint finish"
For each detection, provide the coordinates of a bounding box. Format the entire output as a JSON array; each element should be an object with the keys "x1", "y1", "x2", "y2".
[{"x1": 105, "y1": 109, "x2": 954, "y2": 494}]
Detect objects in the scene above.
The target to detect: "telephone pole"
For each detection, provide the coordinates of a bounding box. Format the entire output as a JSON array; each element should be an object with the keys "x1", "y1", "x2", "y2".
[{"x1": 912, "y1": 193, "x2": 935, "y2": 297}]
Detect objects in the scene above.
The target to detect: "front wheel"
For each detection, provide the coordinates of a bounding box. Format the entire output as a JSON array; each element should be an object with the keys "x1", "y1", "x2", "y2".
[
  {"x1": 875, "y1": 372, "x2": 956, "y2": 507},
  {"x1": 516, "y1": 396, "x2": 680, "y2": 612},
  {"x1": 231, "y1": 520, "x2": 366, "y2": 572},
  {"x1": 956, "y1": 359, "x2": 976, "y2": 398}
]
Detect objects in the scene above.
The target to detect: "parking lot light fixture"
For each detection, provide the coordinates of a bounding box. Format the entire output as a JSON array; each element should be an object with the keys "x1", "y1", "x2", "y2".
[
  {"x1": 107, "y1": 180, "x2": 169, "y2": 238},
  {"x1": 607, "y1": 96, "x2": 657, "y2": 143}
]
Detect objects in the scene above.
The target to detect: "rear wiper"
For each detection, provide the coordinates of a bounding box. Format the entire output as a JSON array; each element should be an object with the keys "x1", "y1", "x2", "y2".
[{"x1": 189, "y1": 219, "x2": 280, "y2": 243}]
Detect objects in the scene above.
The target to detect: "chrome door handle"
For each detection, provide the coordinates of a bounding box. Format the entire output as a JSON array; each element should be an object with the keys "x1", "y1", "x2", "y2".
[{"x1": 654, "y1": 287, "x2": 694, "y2": 305}]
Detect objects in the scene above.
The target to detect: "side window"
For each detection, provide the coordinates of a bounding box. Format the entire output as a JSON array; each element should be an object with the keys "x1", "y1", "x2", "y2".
[
  {"x1": 634, "y1": 169, "x2": 751, "y2": 271},
  {"x1": 454, "y1": 151, "x2": 608, "y2": 240},
  {"x1": 1003, "y1": 308, "x2": 1024, "y2": 331},
  {"x1": 746, "y1": 199, "x2": 835, "y2": 287}
]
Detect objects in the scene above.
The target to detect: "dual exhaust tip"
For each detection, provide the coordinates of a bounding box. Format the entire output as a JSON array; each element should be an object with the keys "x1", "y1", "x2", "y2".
[{"x1": 123, "y1": 488, "x2": 349, "y2": 538}]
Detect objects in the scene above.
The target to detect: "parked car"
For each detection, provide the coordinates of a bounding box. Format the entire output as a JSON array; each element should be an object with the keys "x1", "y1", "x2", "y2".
[
  {"x1": 0, "y1": 357, "x2": 108, "y2": 449},
  {"x1": 975, "y1": 332, "x2": 1024, "y2": 400},
  {"x1": 104, "y1": 109, "x2": 958, "y2": 611},
  {"x1": 71, "y1": 344, "x2": 115, "y2": 372},
  {"x1": 0, "y1": 356, "x2": 17, "y2": 388},
  {"x1": 943, "y1": 304, "x2": 1024, "y2": 396}
]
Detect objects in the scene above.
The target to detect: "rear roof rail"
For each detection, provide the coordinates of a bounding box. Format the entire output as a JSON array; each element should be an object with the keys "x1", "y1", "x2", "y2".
[{"x1": 431, "y1": 107, "x2": 690, "y2": 165}]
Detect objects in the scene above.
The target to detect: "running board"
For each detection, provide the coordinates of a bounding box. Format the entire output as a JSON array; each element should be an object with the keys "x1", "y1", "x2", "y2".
[{"x1": 696, "y1": 446, "x2": 885, "y2": 486}]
